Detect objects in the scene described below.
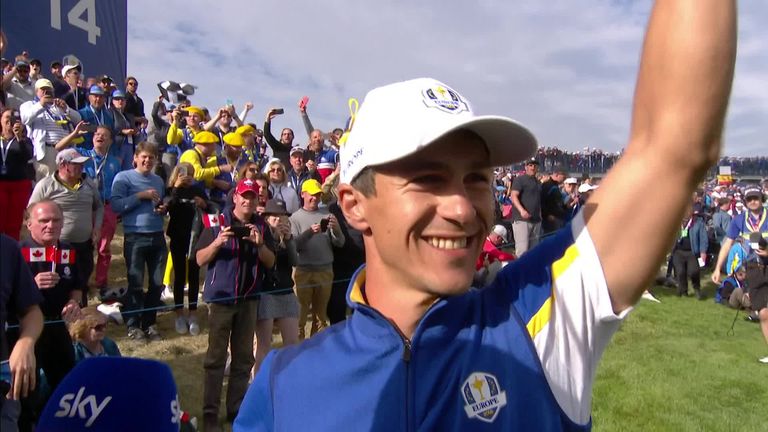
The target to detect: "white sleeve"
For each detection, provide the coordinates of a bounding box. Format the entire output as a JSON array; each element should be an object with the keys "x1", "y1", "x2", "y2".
[{"x1": 530, "y1": 210, "x2": 632, "y2": 424}]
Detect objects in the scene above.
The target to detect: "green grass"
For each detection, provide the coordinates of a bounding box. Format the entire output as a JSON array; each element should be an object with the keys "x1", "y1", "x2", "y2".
[{"x1": 592, "y1": 282, "x2": 767, "y2": 432}]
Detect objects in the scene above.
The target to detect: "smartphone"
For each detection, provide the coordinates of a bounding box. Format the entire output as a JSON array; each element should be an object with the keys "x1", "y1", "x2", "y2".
[
  {"x1": 82, "y1": 124, "x2": 98, "y2": 133},
  {"x1": 231, "y1": 226, "x2": 252, "y2": 238},
  {"x1": 320, "y1": 218, "x2": 329, "y2": 232},
  {"x1": 273, "y1": 108, "x2": 284, "y2": 115},
  {"x1": 178, "y1": 165, "x2": 188, "y2": 176}
]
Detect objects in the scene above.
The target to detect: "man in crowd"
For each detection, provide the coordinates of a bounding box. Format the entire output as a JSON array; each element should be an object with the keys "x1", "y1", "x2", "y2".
[
  {"x1": 28, "y1": 149, "x2": 103, "y2": 304},
  {"x1": 195, "y1": 178, "x2": 275, "y2": 431},
  {"x1": 713, "y1": 187, "x2": 768, "y2": 284},
  {"x1": 237, "y1": 1, "x2": 737, "y2": 428},
  {"x1": 290, "y1": 179, "x2": 345, "y2": 339},
  {"x1": 123, "y1": 76, "x2": 145, "y2": 120},
  {"x1": 49, "y1": 61, "x2": 69, "y2": 98},
  {"x1": 743, "y1": 240, "x2": 768, "y2": 363},
  {"x1": 167, "y1": 105, "x2": 206, "y2": 159},
  {"x1": 286, "y1": 146, "x2": 320, "y2": 203},
  {"x1": 111, "y1": 89, "x2": 138, "y2": 169},
  {"x1": 305, "y1": 129, "x2": 338, "y2": 183},
  {"x1": 78, "y1": 85, "x2": 115, "y2": 150},
  {"x1": 179, "y1": 130, "x2": 233, "y2": 200},
  {"x1": 510, "y1": 158, "x2": 542, "y2": 256},
  {"x1": 110, "y1": 142, "x2": 168, "y2": 341},
  {"x1": 475, "y1": 224, "x2": 516, "y2": 287},
  {"x1": 206, "y1": 106, "x2": 243, "y2": 150},
  {"x1": 263, "y1": 108, "x2": 294, "y2": 166},
  {"x1": 15, "y1": 201, "x2": 81, "y2": 430},
  {"x1": 209, "y1": 132, "x2": 244, "y2": 207},
  {"x1": 0, "y1": 234, "x2": 43, "y2": 430},
  {"x1": 20, "y1": 78, "x2": 82, "y2": 179},
  {"x1": 540, "y1": 165, "x2": 568, "y2": 234},
  {"x1": 2, "y1": 60, "x2": 35, "y2": 110},
  {"x1": 61, "y1": 65, "x2": 86, "y2": 111}
]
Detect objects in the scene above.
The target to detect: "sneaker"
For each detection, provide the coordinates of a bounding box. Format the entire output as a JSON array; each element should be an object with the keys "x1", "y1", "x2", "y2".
[
  {"x1": 759, "y1": 356, "x2": 768, "y2": 364},
  {"x1": 188, "y1": 316, "x2": 200, "y2": 336},
  {"x1": 146, "y1": 325, "x2": 162, "y2": 342},
  {"x1": 161, "y1": 285, "x2": 174, "y2": 303},
  {"x1": 127, "y1": 326, "x2": 146, "y2": 341},
  {"x1": 175, "y1": 315, "x2": 188, "y2": 335},
  {"x1": 641, "y1": 291, "x2": 661, "y2": 303}
]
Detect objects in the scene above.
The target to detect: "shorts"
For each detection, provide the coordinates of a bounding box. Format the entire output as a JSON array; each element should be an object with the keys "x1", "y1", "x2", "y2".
[
  {"x1": 257, "y1": 293, "x2": 299, "y2": 320},
  {"x1": 749, "y1": 287, "x2": 768, "y2": 311}
]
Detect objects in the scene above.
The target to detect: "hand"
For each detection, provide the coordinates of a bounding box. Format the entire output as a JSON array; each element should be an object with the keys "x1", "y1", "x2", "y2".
[
  {"x1": 157, "y1": 94, "x2": 166, "y2": 103},
  {"x1": 278, "y1": 218, "x2": 291, "y2": 237},
  {"x1": 226, "y1": 104, "x2": 236, "y2": 115},
  {"x1": 12, "y1": 122, "x2": 25, "y2": 140},
  {"x1": 121, "y1": 128, "x2": 137, "y2": 136},
  {"x1": 193, "y1": 196, "x2": 207, "y2": 209},
  {"x1": 310, "y1": 223, "x2": 322, "y2": 234},
  {"x1": 92, "y1": 229, "x2": 100, "y2": 245},
  {"x1": 213, "y1": 179, "x2": 231, "y2": 191},
  {"x1": 215, "y1": 226, "x2": 235, "y2": 247},
  {"x1": 266, "y1": 108, "x2": 282, "y2": 122},
  {"x1": 305, "y1": 160, "x2": 317, "y2": 172},
  {"x1": 244, "y1": 224, "x2": 263, "y2": 245},
  {"x1": 7, "y1": 337, "x2": 36, "y2": 400},
  {"x1": 174, "y1": 174, "x2": 192, "y2": 188},
  {"x1": 520, "y1": 209, "x2": 531, "y2": 220},
  {"x1": 244, "y1": 102, "x2": 253, "y2": 111},
  {"x1": 218, "y1": 164, "x2": 233, "y2": 174},
  {"x1": 711, "y1": 268, "x2": 721, "y2": 284},
  {"x1": 756, "y1": 248, "x2": 768, "y2": 259},
  {"x1": 172, "y1": 110, "x2": 182, "y2": 123},
  {"x1": 61, "y1": 299, "x2": 81, "y2": 323},
  {"x1": 153, "y1": 204, "x2": 167, "y2": 214},
  {"x1": 137, "y1": 188, "x2": 159, "y2": 201},
  {"x1": 54, "y1": 98, "x2": 68, "y2": 110},
  {"x1": 327, "y1": 214, "x2": 339, "y2": 232},
  {"x1": 73, "y1": 121, "x2": 89, "y2": 136},
  {"x1": 34, "y1": 271, "x2": 60, "y2": 289}
]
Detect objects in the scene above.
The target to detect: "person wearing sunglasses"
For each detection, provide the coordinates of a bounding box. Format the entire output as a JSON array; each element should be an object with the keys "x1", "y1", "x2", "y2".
[
  {"x1": 69, "y1": 307, "x2": 121, "y2": 362},
  {"x1": 713, "y1": 187, "x2": 768, "y2": 284}
]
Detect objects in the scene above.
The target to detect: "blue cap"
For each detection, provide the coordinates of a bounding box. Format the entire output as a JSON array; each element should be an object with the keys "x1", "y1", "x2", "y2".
[
  {"x1": 38, "y1": 357, "x2": 182, "y2": 432},
  {"x1": 111, "y1": 89, "x2": 126, "y2": 99},
  {"x1": 88, "y1": 85, "x2": 105, "y2": 96}
]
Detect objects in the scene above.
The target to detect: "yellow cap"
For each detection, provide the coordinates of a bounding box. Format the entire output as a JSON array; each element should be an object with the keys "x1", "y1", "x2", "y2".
[
  {"x1": 193, "y1": 131, "x2": 219, "y2": 145},
  {"x1": 185, "y1": 106, "x2": 204, "y2": 118},
  {"x1": 236, "y1": 125, "x2": 255, "y2": 136},
  {"x1": 301, "y1": 179, "x2": 323, "y2": 195},
  {"x1": 223, "y1": 132, "x2": 244, "y2": 147}
]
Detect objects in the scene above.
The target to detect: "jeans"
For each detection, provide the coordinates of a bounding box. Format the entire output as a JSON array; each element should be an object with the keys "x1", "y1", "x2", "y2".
[{"x1": 122, "y1": 232, "x2": 167, "y2": 330}]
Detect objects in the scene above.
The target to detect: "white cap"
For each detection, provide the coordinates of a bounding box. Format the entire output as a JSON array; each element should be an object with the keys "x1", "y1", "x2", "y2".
[
  {"x1": 564, "y1": 177, "x2": 578, "y2": 184},
  {"x1": 62, "y1": 64, "x2": 81, "y2": 75},
  {"x1": 492, "y1": 224, "x2": 508, "y2": 241},
  {"x1": 339, "y1": 78, "x2": 537, "y2": 183},
  {"x1": 578, "y1": 183, "x2": 599, "y2": 193}
]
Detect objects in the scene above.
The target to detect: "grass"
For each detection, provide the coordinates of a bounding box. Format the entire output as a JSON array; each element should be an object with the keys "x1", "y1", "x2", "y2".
[{"x1": 95, "y1": 229, "x2": 766, "y2": 431}]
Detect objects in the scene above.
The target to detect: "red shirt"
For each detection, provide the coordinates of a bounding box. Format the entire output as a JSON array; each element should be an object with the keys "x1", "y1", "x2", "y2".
[{"x1": 476, "y1": 238, "x2": 516, "y2": 270}]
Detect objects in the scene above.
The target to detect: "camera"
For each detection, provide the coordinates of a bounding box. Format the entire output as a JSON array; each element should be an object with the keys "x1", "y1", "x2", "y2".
[
  {"x1": 230, "y1": 226, "x2": 252, "y2": 238},
  {"x1": 273, "y1": 108, "x2": 284, "y2": 115},
  {"x1": 320, "y1": 218, "x2": 329, "y2": 232}
]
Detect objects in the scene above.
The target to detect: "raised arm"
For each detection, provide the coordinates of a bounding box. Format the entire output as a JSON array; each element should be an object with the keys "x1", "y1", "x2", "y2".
[{"x1": 583, "y1": 0, "x2": 737, "y2": 312}]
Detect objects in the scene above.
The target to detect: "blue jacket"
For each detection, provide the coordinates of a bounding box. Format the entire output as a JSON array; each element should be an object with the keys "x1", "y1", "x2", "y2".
[
  {"x1": 236, "y1": 227, "x2": 591, "y2": 431},
  {"x1": 77, "y1": 148, "x2": 122, "y2": 202},
  {"x1": 78, "y1": 105, "x2": 115, "y2": 150}
]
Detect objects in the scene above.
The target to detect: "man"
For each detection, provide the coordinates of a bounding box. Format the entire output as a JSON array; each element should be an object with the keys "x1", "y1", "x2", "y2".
[
  {"x1": 263, "y1": 108, "x2": 294, "y2": 167},
  {"x1": 27, "y1": 60, "x2": 42, "y2": 81},
  {"x1": 562, "y1": 177, "x2": 580, "y2": 221},
  {"x1": 286, "y1": 146, "x2": 320, "y2": 203},
  {"x1": 475, "y1": 225, "x2": 516, "y2": 287},
  {"x1": 304, "y1": 129, "x2": 338, "y2": 183},
  {"x1": 210, "y1": 132, "x2": 244, "y2": 207},
  {"x1": 195, "y1": 178, "x2": 275, "y2": 431},
  {"x1": 49, "y1": 61, "x2": 69, "y2": 98},
  {"x1": 28, "y1": 149, "x2": 103, "y2": 304},
  {"x1": 713, "y1": 187, "x2": 768, "y2": 284},
  {"x1": 0, "y1": 234, "x2": 43, "y2": 428},
  {"x1": 110, "y1": 142, "x2": 168, "y2": 341},
  {"x1": 123, "y1": 76, "x2": 145, "y2": 120},
  {"x1": 510, "y1": 158, "x2": 542, "y2": 256},
  {"x1": 742, "y1": 241, "x2": 768, "y2": 364},
  {"x1": 167, "y1": 105, "x2": 206, "y2": 159},
  {"x1": 206, "y1": 106, "x2": 243, "y2": 150},
  {"x1": 236, "y1": 1, "x2": 737, "y2": 428},
  {"x1": 540, "y1": 165, "x2": 568, "y2": 234},
  {"x1": 2, "y1": 60, "x2": 35, "y2": 110},
  {"x1": 61, "y1": 65, "x2": 86, "y2": 111},
  {"x1": 179, "y1": 130, "x2": 233, "y2": 197},
  {"x1": 19, "y1": 78, "x2": 82, "y2": 179},
  {"x1": 111, "y1": 89, "x2": 137, "y2": 169},
  {"x1": 289, "y1": 179, "x2": 345, "y2": 339},
  {"x1": 15, "y1": 201, "x2": 81, "y2": 430},
  {"x1": 74, "y1": 126, "x2": 122, "y2": 295},
  {"x1": 78, "y1": 85, "x2": 115, "y2": 150}
]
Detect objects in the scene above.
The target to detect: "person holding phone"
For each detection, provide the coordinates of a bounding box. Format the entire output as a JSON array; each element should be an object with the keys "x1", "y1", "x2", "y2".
[
  {"x1": 77, "y1": 86, "x2": 115, "y2": 152},
  {"x1": 194, "y1": 178, "x2": 275, "y2": 430},
  {"x1": 0, "y1": 108, "x2": 34, "y2": 240},
  {"x1": 262, "y1": 108, "x2": 293, "y2": 167}
]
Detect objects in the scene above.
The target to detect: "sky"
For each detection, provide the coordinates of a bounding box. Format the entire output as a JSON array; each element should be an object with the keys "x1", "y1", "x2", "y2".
[{"x1": 127, "y1": 0, "x2": 768, "y2": 157}]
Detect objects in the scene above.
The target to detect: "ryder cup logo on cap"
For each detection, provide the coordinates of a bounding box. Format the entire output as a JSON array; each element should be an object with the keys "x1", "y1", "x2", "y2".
[
  {"x1": 339, "y1": 78, "x2": 538, "y2": 184},
  {"x1": 38, "y1": 357, "x2": 182, "y2": 432}
]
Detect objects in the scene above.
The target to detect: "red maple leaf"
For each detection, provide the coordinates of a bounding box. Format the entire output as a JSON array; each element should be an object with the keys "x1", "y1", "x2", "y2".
[
  {"x1": 32, "y1": 250, "x2": 43, "y2": 258},
  {"x1": 62, "y1": 252, "x2": 68, "y2": 260}
]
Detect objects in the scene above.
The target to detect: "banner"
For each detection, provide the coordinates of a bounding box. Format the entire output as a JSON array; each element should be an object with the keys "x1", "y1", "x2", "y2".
[{"x1": 1, "y1": 0, "x2": 127, "y2": 85}]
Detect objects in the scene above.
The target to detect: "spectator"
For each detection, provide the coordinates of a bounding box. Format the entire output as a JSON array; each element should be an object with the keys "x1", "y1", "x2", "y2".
[
  {"x1": 167, "y1": 105, "x2": 205, "y2": 160},
  {"x1": 2, "y1": 60, "x2": 35, "y2": 110},
  {"x1": 718, "y1": 264, "x2": 746, "y2": 306},
  {"x1": 0, "y1": 109, "x2": 34, "y2": 239},
  {"x1": 712, "y1": 197, "x2": 732, "y2": 245},
  {"x1": 28, "y1": 149, "x2": 103, "y2": 303},
  {"x1": 77, "y1": 85, "x2": 114, "y2": 150},
  {"x1": 165, "y1": 162, "x2": 207, "y2": 336},
  {"x1": 475, "y1": 225, "x2": 516, "y2": 287},
  {"x1": 205, "y1": 106, "x2": 243, "y2": 149},
  {"x1": 689, "y1": 192, "x2": 709, "y2": 266},
  {"x1": 195, "y1": 178, "x2": 275, "y2": 430},
  {"x1": 179, "y1": 130, "x2": 232, "y2": 196},
  {"x1": 290, "y1": 179, "x2": 345, "y2": 339},
  {"x1": 0, "y1": 234, "x2": 43, "y2": 428},
  {"x1": 110, "y1": 89, "x2": 137, "y2": 170},
  {"x1": 209, "y1": 132, "x2": 244, "y2": 208},
  {"x1": 69, "y1": 307, "x2": 121, "y2": 361},
  {"x1": 304, "y1": 129, "x2": 338, "y2": 183},
  {"x1": 262, "y1": 108, "x2": 293, "y2": 167},
  {"x1": 264, "y1": 158, "x2": 300, "y2": 214},
  {"x1": 149, "y1": 96, "x2": 173, "y2": 174},
  {"x1": 110, "y1": 142, "x2": 168, "y2": 341},
  {"x1": 60, "y1": 65, "x2": 86, "y2": 111},
  {"x1": 510, "y1": 158, "x2": 542, "y2": 256},
  {"x1": 713, "y1": 187, "x2": 768, "y2": 284},
  {"x1": 673, "y1": 209, "x2": 704, "y2": 299},
  {"x1": 562, "y1": 177, "x2": 579, "y2": 221},
  {"x1": 540, "y1": 165, "x2": 568, "y2": 234},
  {"x1": 123, "y1": 76, "x2": 144, "y2": 120},
  {"x1": 285, "y1": 146, "x2": 320, "y2": 202},
  {"x1": 743, "y1": 248, "x2": 768, "y2": 363},
  {"x1": 15, "y1": 200, "x2": 81, "y2": 430},
  {"x1": 20, "y1": 78, "x2": 82, "y2": 179},
  {"x1": 49, "y1": 61, "x2": 69, "y2": 98},
  {"x1": 27, "y1": 60, "x2": 41, "y2": 81},
  {"x1": 253, "y1": 198, "x2": 299, "y2": 376}
]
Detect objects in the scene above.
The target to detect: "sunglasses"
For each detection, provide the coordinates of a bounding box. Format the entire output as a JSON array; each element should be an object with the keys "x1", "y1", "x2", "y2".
[
  {"x1": 269, "y1": 168, "x2": 284, "y2": 173},
  {"x1": 127, "y1": 82, "x2": 138, "y2": 86},
  {"x1": 92, "y1": 324, "x2": 107, "y2": 331},
  {"x1": 745, "y1": 196, "x2": 761, "y2": 202},
  {"x1": 248, "y1": 168, "x2": 258, "y2": 173}
]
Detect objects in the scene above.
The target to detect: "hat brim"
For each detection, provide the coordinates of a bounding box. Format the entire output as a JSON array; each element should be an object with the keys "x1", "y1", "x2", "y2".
[
  {"x1": 69, "y1": 156, "x2": 90, "y2": 164},
  {"x1": 302, "y1": 186, "x2": 323, "y2": 195}
]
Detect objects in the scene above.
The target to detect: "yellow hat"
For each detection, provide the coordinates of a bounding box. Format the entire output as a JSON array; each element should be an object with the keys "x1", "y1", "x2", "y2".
[
  {"x1": 193, "y1": 131, "x2": 219, "y2": 145},
  {"x1": 301, "y1": 179, "x2": 323, "y2": 195},
  {"x1": 236, "y1": 125, "x2": 255, "y2": 136},
  {"x1": 185, "y1": 106, "x2": 204, "y2": 118},
  {"x1": 223, "y1": 132, "x2": 244, "y2": 147}
]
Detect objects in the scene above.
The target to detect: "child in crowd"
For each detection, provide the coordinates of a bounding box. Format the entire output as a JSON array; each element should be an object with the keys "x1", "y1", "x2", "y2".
[{"x1": 69, "y1": 307, "x2": 121, "y2": 361}]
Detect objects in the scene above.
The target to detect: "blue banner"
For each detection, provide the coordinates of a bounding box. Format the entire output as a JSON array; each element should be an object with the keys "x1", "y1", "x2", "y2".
[{"x1": 1, "y1": 0, "x2": 127, "y2": 85}]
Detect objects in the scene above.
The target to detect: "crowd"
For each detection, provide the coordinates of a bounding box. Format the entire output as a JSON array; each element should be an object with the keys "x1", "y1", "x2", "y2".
[{"x1": 0, "y1": 5, "x2": 766, "y2": 430}]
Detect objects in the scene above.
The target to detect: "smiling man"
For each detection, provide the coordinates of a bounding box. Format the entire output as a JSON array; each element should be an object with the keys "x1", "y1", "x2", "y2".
[{"x1": 236, "y1": 1, "x2": 737, "y2": 430}]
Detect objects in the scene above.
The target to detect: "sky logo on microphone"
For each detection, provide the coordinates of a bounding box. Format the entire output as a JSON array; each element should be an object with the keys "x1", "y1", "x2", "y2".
[{"x1": 53, "y1": 386, "x2": 112, "y2": 427}]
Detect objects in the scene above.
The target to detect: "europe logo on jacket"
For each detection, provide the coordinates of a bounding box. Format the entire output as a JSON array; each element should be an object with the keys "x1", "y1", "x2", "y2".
[{"x1": 462, "y1": 372, "x2": 507, "y2": 423}]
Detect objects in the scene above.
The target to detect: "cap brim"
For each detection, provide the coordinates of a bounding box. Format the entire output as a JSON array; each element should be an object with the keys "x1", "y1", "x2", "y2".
[{"x1": 70, "y1": 156, "x2": 90, "y2": 163}]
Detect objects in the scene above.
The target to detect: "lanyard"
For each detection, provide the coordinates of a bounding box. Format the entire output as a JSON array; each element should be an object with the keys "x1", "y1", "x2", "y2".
[
  {"x1": 745, "y1": 209, "x2": 766, "y2": 233},
  {"x1": 73, "y1": 88, "x2": 80, "y2": 110},
  {"x1": 0, "y1": 137, "x2": 16, "y2": 167},
  {"x1": 90, "y1": 106, "x2": 104, "y2": 126}
]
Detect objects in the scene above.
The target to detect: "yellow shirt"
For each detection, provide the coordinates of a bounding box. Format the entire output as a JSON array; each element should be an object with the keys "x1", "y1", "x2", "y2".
[{"x1": 179, "y1": 147, "x2": 219, "y2": 188}]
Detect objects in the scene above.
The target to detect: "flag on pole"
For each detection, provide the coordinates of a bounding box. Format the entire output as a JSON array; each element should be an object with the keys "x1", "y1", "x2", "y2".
[
  {"x1": 202, "y1": 213, "x2": 225, "y2": 228},
  {"x1": 58, "y1": 249, "x2": 76, "y2": 264},
  {"x1": 21, "y1": 246, "x2": 54, "y2": 263}
]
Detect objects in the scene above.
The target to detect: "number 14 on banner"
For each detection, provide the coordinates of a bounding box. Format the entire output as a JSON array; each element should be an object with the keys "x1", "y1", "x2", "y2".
[{"x1": 50, "y1": 0, "x2": 102, "y2": 45}]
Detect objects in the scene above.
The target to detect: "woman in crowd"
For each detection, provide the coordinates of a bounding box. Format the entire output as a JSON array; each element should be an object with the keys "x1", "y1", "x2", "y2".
[
  {"x1": 0, "y1": 108, "x2": 34, "y2": 239},
  {"x1": 70, "y1": 307, "x2": 121, "y2": 361},
  {"x1": 253, "y1": 198, "x2": 299, "y2": 378},
  {"x1": 263, "y1": 157, "x2": 300, "y2": 214},
  {"x1": 166, "y1": 162, "x2": 208, "y2": 335}
]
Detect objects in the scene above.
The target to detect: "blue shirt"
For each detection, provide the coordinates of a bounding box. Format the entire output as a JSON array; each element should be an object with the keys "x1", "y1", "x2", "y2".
[
  {"x1": 110, "y1": 169, "x2": 165, "y2": 234},
  {"x1": 76, "y1": 148, "x2": 122, "y2": 202},
  {"x1": 726, "y1": 208, "x2": 768, "y2": 251},
  {"x1": 77, "y1": 105, "x2": 115, "y2": 150}
]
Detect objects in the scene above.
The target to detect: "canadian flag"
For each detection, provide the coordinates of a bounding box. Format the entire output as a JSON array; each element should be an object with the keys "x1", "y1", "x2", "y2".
[
  {"x1": 202, "y1": 213, "x2": 225, "y2": 228},
  {"x1": 58, "y1": 249, "x2": 76, "y2": 264},
  {"x1": 22, "y1": 247, "x2": 54, "y2": 263}
]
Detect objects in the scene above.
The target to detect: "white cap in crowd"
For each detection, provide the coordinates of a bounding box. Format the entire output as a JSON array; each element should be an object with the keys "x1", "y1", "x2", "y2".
[
  {"x1": 492, "y1": 224, "x2": 509, "y2": 242},
  {"x1": 578, "y1": 183, "x2": 599, "y2": 194}
]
